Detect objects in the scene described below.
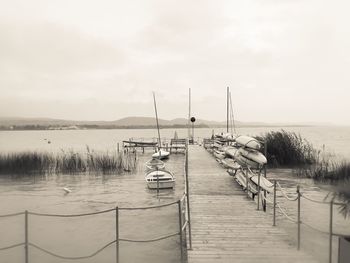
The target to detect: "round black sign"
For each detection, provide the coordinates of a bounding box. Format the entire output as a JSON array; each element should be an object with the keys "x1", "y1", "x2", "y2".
[{"x1": 190, "y1": 117, "x2": 196, "y2": 123}]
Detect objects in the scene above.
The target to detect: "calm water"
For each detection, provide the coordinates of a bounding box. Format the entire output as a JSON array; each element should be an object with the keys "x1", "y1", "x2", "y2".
[{"x1": 0, "y1": 126, "x2": 350, "y2": 262}]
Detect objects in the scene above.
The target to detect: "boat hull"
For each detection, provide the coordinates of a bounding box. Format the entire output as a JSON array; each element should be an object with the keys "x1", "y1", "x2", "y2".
[
  {"x1": 147, "y1": 180, "x2": 175, "y2": 189},
  {"x1": 152, "y1": 150, "x2": 170, "y2": 159},
  {"x1": 235, "y1": 135, "x2": 261, "y2": 150},
  {"x1": 145, "y1": 169, "x2": 175, "y2": 189}
]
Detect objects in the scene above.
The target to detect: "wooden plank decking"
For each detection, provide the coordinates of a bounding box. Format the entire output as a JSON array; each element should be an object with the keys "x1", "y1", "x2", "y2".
[{"x1": 187, "y1": 145, "x2": 317, "y2": 263}]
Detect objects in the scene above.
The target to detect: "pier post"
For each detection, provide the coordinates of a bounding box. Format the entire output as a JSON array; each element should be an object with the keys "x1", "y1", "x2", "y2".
[
  {"x1": 329, "y1": 201, "x2": 333, "y2": 263},
  {"x1": 116, "y1": 207, "x2": 119, "y2": 263},
  {"x1": 185, "y1": 141, "x2": 193, "y2": 249},
  {"x1": 24, "y1": 210, "x2": 29, "y2": 263},
  {"x1": 257, "y1": 171, "x2": 261, "y2": 210},
  {"x1": 297, "y1": 185, "x2": 301, "y2": 250},
  {"x1": 245, "y1": 170, "x2": 249, "y2": 198},
  {"x1": 273, "y1": 180, "x2": 276, "y2": 226},
  {"x1": 117, "y1": 143, "x2": 119, "y2": 153},
  {"x1": 178, "y1": 200, "x2": 184, "y2": 263}
]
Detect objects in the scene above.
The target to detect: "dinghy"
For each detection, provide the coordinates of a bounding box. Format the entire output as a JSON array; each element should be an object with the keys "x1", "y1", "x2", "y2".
[
  {"x1": 145, "y1": 159, "x2": 165, "y2": 170},
  {"x1": 221, "y1": 158, "x2": 241, "y2": 170},
  {"x1": 235, "y1": 148, "x2": 267, "y2": 169},
  {"x1": 235, "y1": 135, "x2": 261, "y2": 150},
  {"x1": 145, "y1": 169, "x2": 175, "y2": 189},
  {"x1": 152, "y1": 149, "x2": 170, "y2": 160}
]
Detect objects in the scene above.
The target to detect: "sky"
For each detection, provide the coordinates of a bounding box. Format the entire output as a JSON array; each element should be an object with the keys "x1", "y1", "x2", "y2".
[{"x1": 0, "y1": 0, "x2": 349, "y2": 125}]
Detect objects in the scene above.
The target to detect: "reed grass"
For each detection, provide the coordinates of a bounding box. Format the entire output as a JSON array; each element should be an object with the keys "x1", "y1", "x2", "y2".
[
  {"x1": 255, "y1": 130, "x2": 317, "y2": 166},
  {"x1": 0, "y1": 148, "x2": 137, "y2": 175}
]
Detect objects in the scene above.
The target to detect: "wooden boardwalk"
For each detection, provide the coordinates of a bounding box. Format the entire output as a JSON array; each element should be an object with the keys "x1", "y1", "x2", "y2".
[{"x1": 187, "y1": 146, "x2": 317, "y2": 263}]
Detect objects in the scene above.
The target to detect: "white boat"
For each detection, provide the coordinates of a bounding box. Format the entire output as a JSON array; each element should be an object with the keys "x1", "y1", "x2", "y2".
[
  {"x1": 152, "y1": 150, "x2": 170, "y2": 160},
  {"x1": 145, "y1": 159, "x2": 165, "y2": 170},
  {"x1": 235, "y1": 135, "x2": 261, "y2": 150},
  {"x1": 224, "y1": 146, "x2": 239, "y2": 159},
  {"x1": 221, "y1": 158, "x2": 241, "y2": 170},
  {"x1": 249, "y1": 172, "x2": 274, "y2": 193},
  {"x1": 145, "y1": 169, "x2": 175, "y2": 189},
  {"x1": 235, "y1": 148, "x2": 267, "y2": 169},
  {"x1": 213, "y1": 150, "x2": 225, "y2": 161}
]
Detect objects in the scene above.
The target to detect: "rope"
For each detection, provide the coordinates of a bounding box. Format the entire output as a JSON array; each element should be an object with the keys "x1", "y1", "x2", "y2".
[
  {"x1": 276, "y1": 182, "x2": 298, "y2": 201},
  {"x1": 0, "y1": 212, "x2": 25, "y2": 218},
  {"x1": 29, "y1": 240, "x2": 115, "y2": 260},
  {"x1": 119, "y1": 200, "x2": 179, "y2": 210},
  {"x1": 119, "y1": 232, "x2": 179, "y2": 243},
  {"x1": 259, "y1": 192, "x2": 274, "y2": 204},
  {"x1": 300, "y1": 193, "x2": 346, "y2": 206},
  {"x1": 0, "y1": 243, "x2": 24, "y2": 251},
  {"x1": 301, "y1": 221, "x2": 329, "y2": 235},
  {"x1": 276, "y1": 202, "x2": 297, "y2": 223},
  {"x1": 29, "y1": 208, "x2": 116, "y2": 217}
]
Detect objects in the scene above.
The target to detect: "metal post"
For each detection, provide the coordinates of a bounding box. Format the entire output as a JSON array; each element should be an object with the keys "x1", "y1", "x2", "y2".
[
  {"x1": 297, "y1": 185, "x2": 301, "y2": 250},
  {"x1": 273, "y1": 180, "x2": 276, "y2": 226},
  {"x1": 245, "y1": 170, "x2": 249, "y2": 198},
  {"x1": 116, "y1": 207, "x2": 119, "y2": 263},
  {"x1": 117, "y1": 143, "x2": 119, "y2": 153},
  {"x1": 178, "y1": 200, "x2": 184, "y2": 263},
  {"x1": 24, "y1": 210, "x2": 29, "y2": 263},
  {"x1": 185, "y1": 141, "x2": 192, "y2": 249},
  {"x1": 263, "y1": 165, "x2": 267, "y2": 212},
  {"x1": 257, "y1": 171, "x2": 261, "y2": 210},
  {"x1": 329, "y1": 201, "x2": 333, "y2": 263}
]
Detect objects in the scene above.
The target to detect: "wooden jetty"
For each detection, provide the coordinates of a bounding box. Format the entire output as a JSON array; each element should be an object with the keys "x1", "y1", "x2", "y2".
[{"x1": 187, "y1": 145, "x2": 317, "y2": 263}]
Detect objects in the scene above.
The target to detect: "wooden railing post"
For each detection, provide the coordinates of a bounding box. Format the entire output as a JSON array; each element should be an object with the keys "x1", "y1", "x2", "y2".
[
  {"x1": 329, "y1": 201, "x2": 333, "y2": 263},
  {"x1": 297, "y1": 185, "x2": 301, "y2": 250},
  {"x1": 24, "y1": 210, "x2": 29, "y2": 263},
  {"x1": 116, "y1": 207, "x2": 119, "y2": 263},
  {"x1": 185, "y1": 142, "x2": 192, "y2": 250},
  {"x1": 257, "y1": 171, "x2": 261, "y2": 210},
  {"x1": 273, "y1": 181, "x2": 276, "y2": 226},
  {"x1": 178, "y1": 200, "x2": 184, "y2": 263}
]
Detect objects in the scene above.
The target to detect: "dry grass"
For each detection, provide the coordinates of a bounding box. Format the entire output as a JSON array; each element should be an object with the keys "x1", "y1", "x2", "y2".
[
  {"x1": 255, "y1": 130, "x2": 317, "y2": 166},
  {"x1": 0, "y1": 147, "x2": 137, "y2": 175}
]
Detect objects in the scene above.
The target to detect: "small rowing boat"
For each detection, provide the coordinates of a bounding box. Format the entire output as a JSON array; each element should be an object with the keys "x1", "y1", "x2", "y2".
[{"x1": 145, "y1": 169, "x2": 175, "y2": 189}]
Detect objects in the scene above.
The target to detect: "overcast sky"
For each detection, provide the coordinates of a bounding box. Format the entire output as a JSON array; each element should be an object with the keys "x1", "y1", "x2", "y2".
[{"x1": 0, "y1": 0, "x2": 349, "y2": 124}]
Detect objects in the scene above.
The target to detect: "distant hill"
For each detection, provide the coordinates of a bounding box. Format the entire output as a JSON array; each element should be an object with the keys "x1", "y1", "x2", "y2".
[{"x1": 0, "y1": 116, "x2": 323, "y2": 130}]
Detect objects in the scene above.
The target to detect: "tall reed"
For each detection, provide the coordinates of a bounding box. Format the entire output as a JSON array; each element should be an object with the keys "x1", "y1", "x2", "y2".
[
  {"x1": 255, "y1": 130, "x2": 317, "y2": 166},
  {"x1": 0, "y1": 148, "x2": 137, "y2": 175}
]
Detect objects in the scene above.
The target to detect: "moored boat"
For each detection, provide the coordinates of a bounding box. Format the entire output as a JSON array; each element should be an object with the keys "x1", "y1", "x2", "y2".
[
  {"x1": 235, "y1": 135, "x2": 261, "y2": 150},
  {"x1": 145, "y1": 159, "x2": 165, "y2": 170},
  {"x1": 152, "y1": 149, "x2": 170, "y2": 159},
  {"x1": 145, "y1": 169, "x2": 175, "y2": 189}
]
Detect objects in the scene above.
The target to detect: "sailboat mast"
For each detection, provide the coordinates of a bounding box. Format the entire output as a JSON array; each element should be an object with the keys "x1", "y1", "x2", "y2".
[
  {"x1": 188, "y1": 88, "x2": 191, "y2": 140},
  {"x1": 152, "y1": 92, "x2": 162, "y2": 149},
  {"x1": 226, "y1": 86, "x2": 229, "y2": 133}
]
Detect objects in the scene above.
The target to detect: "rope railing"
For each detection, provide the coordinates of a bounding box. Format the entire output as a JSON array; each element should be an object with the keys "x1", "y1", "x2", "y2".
[
  {"x1": 29, "y1": 240, "x2": 116, "y2": 260},
  {"x1": 119, "y1": 232, "x2": 179, "y2": 243},
  {"x1": 0, "y1": 243, "x2": 25, "y2": 251},
  {"x1": 0, "y1": 211, "x2": 25, "y2": 218},
  {"x1": 28, "y1": 208, "x2": 116, "y2": 217},
  {"x1": 300, "y1": 193, "x2": 346, "y2": 206},
  {"x1": 0, "y1": 195, "x2": 189, "y2": 263},
  {"x1": 276, "y1": 182, "x2": 299, "y2": 201}
]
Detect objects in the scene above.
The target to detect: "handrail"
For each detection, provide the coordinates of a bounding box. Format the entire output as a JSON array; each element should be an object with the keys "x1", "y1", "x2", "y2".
[
  {"x1": 0, "y1": 211, "x2": 25, "y2": 218},
  {"x1": 29, "y1": 240, "x2": 116, "y2": 260},
  {"x1": 0, "y1": 243, "x2": 25, "y2": 251},
  {"x1": 0, "y1": 196, "x2": 187, "y2": 218},
  {"x1": 119, "y1": 232, "x2": 179, "y2": 243},
  {"x1": 300, "y1": 193, "x2": 346, "y2": 206},
  {"x1": 276, "y1": 182, "x2": 299, "y2": 201},
  {"x1": 28, "y1": 208, "x2": 116, "y2": 217}
]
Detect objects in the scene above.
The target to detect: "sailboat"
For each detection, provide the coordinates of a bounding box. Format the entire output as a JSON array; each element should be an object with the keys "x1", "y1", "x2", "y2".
[
  {"x1": 145, "y1": 92, "x2": 175, "y2": 190},
  {"x1": 151, "y1": 92, "x2": 170, "y2": 160}
]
